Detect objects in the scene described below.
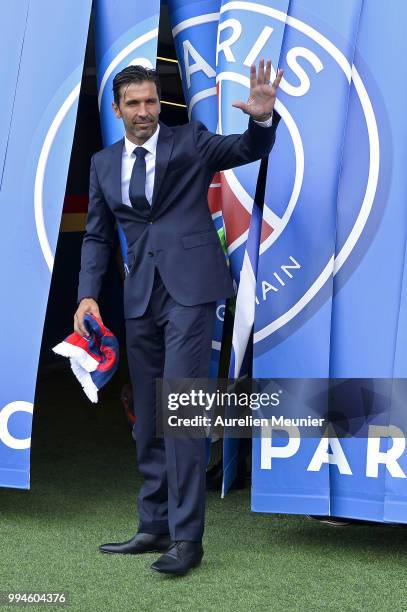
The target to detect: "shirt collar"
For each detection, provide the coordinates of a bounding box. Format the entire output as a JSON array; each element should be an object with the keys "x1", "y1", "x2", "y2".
[{"x1": 124, "y1": 124, "x2": 160, "y2": 157}]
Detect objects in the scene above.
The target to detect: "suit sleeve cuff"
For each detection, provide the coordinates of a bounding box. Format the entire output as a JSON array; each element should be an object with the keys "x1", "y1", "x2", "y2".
[{"x1": 252, "y1": 112, "x2": 274, "y2": 127}]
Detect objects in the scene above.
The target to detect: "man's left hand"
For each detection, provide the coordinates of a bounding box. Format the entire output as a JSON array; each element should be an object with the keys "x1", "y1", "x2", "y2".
[{"x1": 232, "y1": 59, "x2": 283, "y2": 121}]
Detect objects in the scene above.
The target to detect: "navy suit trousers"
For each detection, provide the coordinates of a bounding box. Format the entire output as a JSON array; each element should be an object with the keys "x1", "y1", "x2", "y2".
[{"x1": 125, "y1": 268, "x2": 216, "y2": 541}]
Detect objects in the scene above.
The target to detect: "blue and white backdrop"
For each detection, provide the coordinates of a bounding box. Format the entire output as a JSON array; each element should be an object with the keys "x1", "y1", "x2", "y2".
[
  {"x1": 2, "y1": 1, "x2": 407, "y2": 524},
  {"x1": 0, "y1": 0, "x2": 92, "y2": 488}
]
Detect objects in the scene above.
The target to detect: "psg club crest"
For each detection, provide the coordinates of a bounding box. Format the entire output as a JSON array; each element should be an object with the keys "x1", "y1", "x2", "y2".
[{"x1": 174, "y1": 1, "x2": 385, "y2": 354}]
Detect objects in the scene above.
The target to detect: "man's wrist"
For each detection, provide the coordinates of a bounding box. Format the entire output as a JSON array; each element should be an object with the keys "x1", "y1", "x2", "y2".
[
  {"x1": 252, "y1": 113, "x2": 272, "y2": 122},
  {"x1": 78, "y1": 296, "x2": 98, "y2": 305},
  {"x1": 252, "y1": 112, "x2": 274, "y2": 128}
]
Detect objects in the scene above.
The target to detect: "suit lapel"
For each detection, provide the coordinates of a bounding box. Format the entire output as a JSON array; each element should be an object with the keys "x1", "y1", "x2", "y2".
[
  {"x1": 110, "y1": 138, "x2": 124, "y2": 205},
  {"x1": 152, "y1": 122, "x2": 174, "y2": 208}
]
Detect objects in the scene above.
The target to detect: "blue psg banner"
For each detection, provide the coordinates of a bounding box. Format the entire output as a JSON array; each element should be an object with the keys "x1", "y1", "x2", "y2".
[
  {"x1": 94, "y1": 0, "x2": 160, "y2": 147},
  {"x1": 168, "y1": 0, "x2": 225, "y2": 377},
  {"x1": 252, "y1": 0, "x2": 363, "y2": 514},
  {"x1": 94, "y1": 0, "x2": 160, "y2": 274},
  {"x1": 0, "y1": 1, "x2": 92, "y2": 488},
  {"x1": 216, "y1": 0, "x2": 289, "y2": 282},
  {"x1": 328, "y1": 0, "x2": 407, "y2": 523},
  {"x1": 252, "y1": 0, "x2": 407, "y2": 522},
  {"x1": 169, "y1": 0, "x2": 219, "y2": 130},
  {"x1": 217, "y1": 0, "x2": 289, "y2": 495}
]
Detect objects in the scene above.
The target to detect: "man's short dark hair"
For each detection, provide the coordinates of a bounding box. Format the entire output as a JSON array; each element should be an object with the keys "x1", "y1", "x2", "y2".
[{"x1": 112, "y1": 65, "x2": 162, "y2": 105}]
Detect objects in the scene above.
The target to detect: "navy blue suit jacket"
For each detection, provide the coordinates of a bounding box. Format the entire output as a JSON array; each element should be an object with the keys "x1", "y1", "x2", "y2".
[{"x1": 78, "y1": 115, "x2": 280, "y2": 318}]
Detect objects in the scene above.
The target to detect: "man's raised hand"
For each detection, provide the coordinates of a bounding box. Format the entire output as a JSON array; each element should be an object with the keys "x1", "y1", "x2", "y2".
[{"x1": 232, "y1": 59, "x2": 283, "y2": 121}]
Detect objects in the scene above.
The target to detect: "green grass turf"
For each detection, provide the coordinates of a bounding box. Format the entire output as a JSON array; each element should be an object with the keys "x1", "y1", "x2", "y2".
[{"x1": 1, "y1": 363, "x2": 407, "y2": 612}]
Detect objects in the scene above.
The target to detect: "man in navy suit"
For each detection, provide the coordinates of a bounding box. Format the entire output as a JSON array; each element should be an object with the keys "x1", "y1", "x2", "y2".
[{"x1": 74, "y1": 61, "x2": 282, "y2": 575}]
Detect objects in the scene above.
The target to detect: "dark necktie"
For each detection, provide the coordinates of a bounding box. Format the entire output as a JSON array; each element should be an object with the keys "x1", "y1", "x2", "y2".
[{"x1": 129, "y1": 146, "x2": 149, "y2": 209}]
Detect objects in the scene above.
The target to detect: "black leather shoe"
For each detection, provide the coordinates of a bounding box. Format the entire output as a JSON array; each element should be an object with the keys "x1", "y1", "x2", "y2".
[
  {"x1": 99, "y1": 532, "x2": 171, "y2": 555},
  {"x1": 150, "y1": 541, "x2": 203, "y2": 576}
]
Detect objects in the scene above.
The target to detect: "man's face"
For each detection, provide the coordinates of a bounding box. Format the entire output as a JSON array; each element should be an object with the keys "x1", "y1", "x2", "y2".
[{"x1": 112, "y1": 80, "x2": 161, "y2": 144}]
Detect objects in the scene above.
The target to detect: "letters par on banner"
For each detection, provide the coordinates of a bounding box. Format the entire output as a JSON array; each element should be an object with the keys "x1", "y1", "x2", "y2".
[{"x1": 261, "y1": 425, "x2": 407, "y2": 479}]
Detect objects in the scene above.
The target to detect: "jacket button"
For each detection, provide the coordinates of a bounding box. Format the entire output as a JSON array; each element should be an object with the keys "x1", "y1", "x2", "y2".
[{"x1": 147, "y1": 251, "x2": 154, "y2": 257}]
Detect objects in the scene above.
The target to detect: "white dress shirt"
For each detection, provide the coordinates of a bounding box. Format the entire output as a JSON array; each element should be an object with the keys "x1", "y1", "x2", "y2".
[
  {"x1": 121, "y1": 114, "x2": 273, "y2": 207},
  {"x1": 121, "y1": 125, "x2": 160, "y2": 207}
]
